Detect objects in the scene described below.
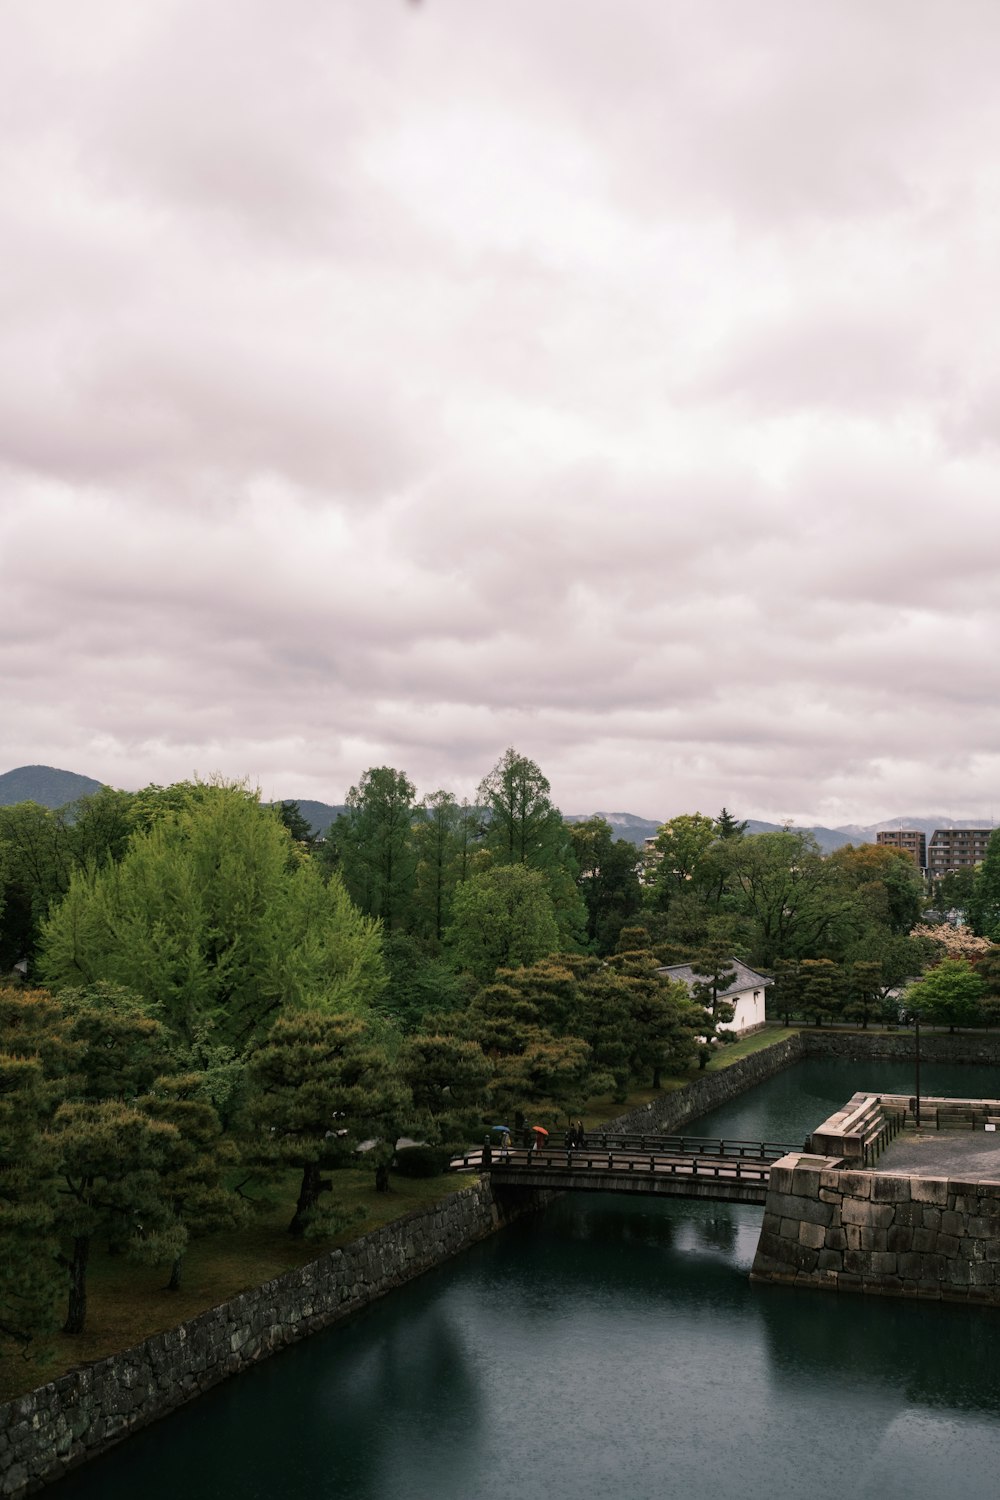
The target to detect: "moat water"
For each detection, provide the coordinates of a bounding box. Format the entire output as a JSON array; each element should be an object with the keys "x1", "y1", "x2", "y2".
[{"x1": 51, "y1": 1059, "x2": 1000, "y2": 1500}]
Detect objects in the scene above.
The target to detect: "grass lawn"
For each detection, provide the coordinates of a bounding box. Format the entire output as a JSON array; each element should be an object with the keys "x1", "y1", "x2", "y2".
[
  {"x1": 0, "y1": 1170, "x2": 466, "y2": 1405},
  {"x1": 0, "y1": 1023, "x2": 799, "y2": 1404}
]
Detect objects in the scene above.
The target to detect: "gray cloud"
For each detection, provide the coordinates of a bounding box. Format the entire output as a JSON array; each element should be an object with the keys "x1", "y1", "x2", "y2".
[{"x1": 3, "y1": 0, "x2": 1000, "y2": 826}]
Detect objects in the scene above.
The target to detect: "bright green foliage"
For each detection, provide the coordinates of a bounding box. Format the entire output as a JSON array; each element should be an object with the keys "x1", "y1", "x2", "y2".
[
  {"x1": 248, "y1": 1012, "x2": 412, "y2": 1237},
  {"x1": 338, "y1": 767, "x2": 417, "y2": 931},
  {"x1": 52, "y1": 1100, "x2": 182, "y2": 1333},
  {"x1": 968, "y1": 830, "x2": 1000, "y2": 940},
  {"x1": 568, "y1": 817, "x2": 643, "y2": 955},
  {"x1": 39, "y1": 783, "x2": 386, "y2": 1052},
  {"x1": 446, "y1": 864, "x2": 560, "y2": 981},
  {"x1": 648, "y1": 813, "x2": 718, "y2": 907},
  {"x1": 477, "y1": 749, "x2": 586, "y2": 949},
  {"x1": 905, "y1": 958, "x2": 985, "y2": 1031}
]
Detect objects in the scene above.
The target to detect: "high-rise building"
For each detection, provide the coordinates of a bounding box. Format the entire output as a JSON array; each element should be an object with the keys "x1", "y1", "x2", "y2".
[
  {"x1": 926, "y1": 828, "x2": 994, "y2": 875},
  {"x1": 876, "y1": 829, "x2": 927, "y2": 869}
]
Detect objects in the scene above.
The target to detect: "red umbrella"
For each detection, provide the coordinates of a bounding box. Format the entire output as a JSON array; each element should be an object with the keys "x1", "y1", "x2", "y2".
[{"x1": 531, "y1": 1126, "x2": 549, "y2": 1136}]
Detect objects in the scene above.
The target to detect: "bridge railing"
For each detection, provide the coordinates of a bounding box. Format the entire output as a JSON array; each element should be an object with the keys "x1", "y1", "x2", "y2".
[{"x1": 449, "y1": 1139, "x2": 796, "y2": 1184}]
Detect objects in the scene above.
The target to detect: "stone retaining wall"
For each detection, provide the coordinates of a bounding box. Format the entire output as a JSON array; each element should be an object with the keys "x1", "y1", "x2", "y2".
[
  {"x1": 751, "y1": 1154, "x2": 1000, "y2": 1302},
  {"x1": 0, "y1": 1180, "x2": 547, "y2": 1497},
  {"x1": 605, "y1": 1031, "x2": 806, "y2": 1137},
  {"x1": 798, "y1": 1029, "x2": 1000, "y2": 1065}
]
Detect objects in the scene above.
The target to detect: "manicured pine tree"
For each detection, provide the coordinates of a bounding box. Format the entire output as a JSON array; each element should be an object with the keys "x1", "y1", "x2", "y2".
[
  {"x1": 248, "y1": 1012, "x2": 412, "y2": 1237},
  {"x1": 137, "y1": 1074, "x2": 246, "y2": 1291}
]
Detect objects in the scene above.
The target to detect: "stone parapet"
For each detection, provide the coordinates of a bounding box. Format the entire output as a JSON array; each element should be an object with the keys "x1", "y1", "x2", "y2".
[{"x1": 751, "y1": 1153, "x2": 1000, "y2": 1301}]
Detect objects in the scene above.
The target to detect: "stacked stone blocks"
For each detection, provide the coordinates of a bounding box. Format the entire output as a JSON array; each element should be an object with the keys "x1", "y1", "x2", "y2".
[{"x1": 752, "y1": 1155, "x2": 1000, "y2": 1301}]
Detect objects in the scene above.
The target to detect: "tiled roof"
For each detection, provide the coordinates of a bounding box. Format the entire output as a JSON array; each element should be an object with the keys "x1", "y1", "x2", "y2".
[{"x1": 655, "y1": 958, "x2": 773, "y2": 996}]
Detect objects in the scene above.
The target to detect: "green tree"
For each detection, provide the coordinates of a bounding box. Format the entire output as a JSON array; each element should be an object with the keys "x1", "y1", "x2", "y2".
[
  {"x1": 842, "y1": 959, "x2": 884, "y2": 1029},
  {"x1": 728, "y1": 831, "x2": 855, "y2": 967},
  {"x1": 381, "y1": 933, "x2": 467, "y2": 1033},
  {"x1": 411, "y1": 791, "x2": 466, "y2": 949},
  {"x1": 568, "y1": 817, "x2": 643, "y2": 955},
  {"x1": 715, "y1": 807, "x2": 748, "y2": 840},
  {"x1": 53, "y1": 1100, "x2": 181, "y2": 1333},
  {"x1": 688, "y1": 944, "x2": 737, "y2": 1036},
  {"x1": 39, "y1": 783, "x2": 386, "y2": 1053},
  {"x1": 136, "y1": 1074, "x2": 245, "y2": 1291},
  {"x1": 477, "y1": 749, "x2": 586, "y2": 949},
  {"x1": 648, "y1": 813, "x2": 718, "y2": 911},
  {"x1": 828, "y1": 843, "x2": 923, "y2": 936},
  {"x1": 770, "y1": 958, "x2": 802, "y2": 1025},
  {"x1": 248, "y1": 1012, "x2": 411, "y2": 1236},
  {"x1": 0, "y1": 802, "x2": 72, "y2": 974},
  {"x1": 339, "y1": 767, "x2": 417, "y2": 931},
  {"x1": 274, "y1": 800, "x2": 315, "y2": 848},
  {"x1": 905, "y1": 958, "x2": 985, "y2": 1032},
  {"x1": 968, "y1": 830, "x2": 1000, "y2": 939},
  {"x1": 609, "y1": 948, "x2": 701, "y2": 1088},
  {"x1": 0, "y1": 990, "x2": 69, "y2": 1351},
  {"x1": 798, "y1": 959, "x2": 843, "y2": 1027},
  {"x1": 400, "y1": 1032, "x2": 492, "y2": 1148},
  {"x1": 446, "y1": 865, "x2": 560, "y2": 982}
]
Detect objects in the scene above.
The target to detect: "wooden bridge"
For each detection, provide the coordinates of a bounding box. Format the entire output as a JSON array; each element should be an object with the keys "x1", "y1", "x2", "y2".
[{"x1": 449, "y1": 1132, "x2": 803, "y2": 1206}]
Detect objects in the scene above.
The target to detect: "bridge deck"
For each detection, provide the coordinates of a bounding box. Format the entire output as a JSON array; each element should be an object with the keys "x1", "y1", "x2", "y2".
[{"x1": 450, "y1": 1136, "x2": 798, "y2": 1206}]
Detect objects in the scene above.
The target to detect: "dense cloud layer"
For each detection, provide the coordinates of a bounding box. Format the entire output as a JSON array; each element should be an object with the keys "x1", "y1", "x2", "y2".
[{"x1": 3, "y1": 0, "x2": 1000, "y2": 824}]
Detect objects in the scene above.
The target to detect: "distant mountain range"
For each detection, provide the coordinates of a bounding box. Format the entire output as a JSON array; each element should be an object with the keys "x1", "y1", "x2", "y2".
[{"x1": 0, "y1": 766, "x2": 992, "y2": 852}]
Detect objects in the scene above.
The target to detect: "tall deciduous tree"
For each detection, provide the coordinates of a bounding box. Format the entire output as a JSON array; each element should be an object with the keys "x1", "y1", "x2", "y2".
[
  {"x1": 477, "y1": 749, "x2": 586, "y2": 949},
  {"x1": 968, "y1": 830, "x2": 1000, "y2": 940},
  {"x1": 39, "y1": 783, "x2": 386, "y2": 1053},
  {"x1": 339, "y1": 767, "x2": 417, "y2": 931},
  {"x1": 411, "y1": 791, "x2": 467, "y2": 949},
  {"x1": 728, "y1": 831, "x2": 855, "y2": 967},
  {"x1": 446, "y1": 864, "x2": 560, "y2": 982},
  {"x1": 905, "y1": 958, "x2": 985, "y2": 1032},
  {"x1": 648, "y1": 813, "x2": 718, "y2": 910},
  {"x1": 568, "y1": 817, "x2": 643, "y2": 955}
]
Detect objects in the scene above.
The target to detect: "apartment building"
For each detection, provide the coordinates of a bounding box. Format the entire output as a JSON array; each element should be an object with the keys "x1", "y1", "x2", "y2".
[
  {"x1": 926, "y1": 828, "x2": 995, "y2": 875},
  {"x1": 876, "y1": 829, "x2": 927, "y2": 869}
]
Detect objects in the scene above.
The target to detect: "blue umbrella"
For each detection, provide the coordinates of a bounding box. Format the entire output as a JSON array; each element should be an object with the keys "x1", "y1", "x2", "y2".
[{"x1": 490, "y1": 1124, "x2": 511, "y2": 1133}]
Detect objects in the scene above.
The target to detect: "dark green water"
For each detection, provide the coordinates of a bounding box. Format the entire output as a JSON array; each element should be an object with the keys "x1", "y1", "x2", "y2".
[{"x1": 50, "y1": 1060, "x2": 1000, "y2": 1500}]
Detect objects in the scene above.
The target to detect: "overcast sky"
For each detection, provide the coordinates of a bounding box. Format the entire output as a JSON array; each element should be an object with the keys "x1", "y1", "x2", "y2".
[{"x1": 3, "y1": 1, "x2": 1000, "y2": 827}]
